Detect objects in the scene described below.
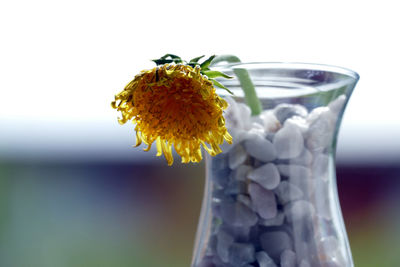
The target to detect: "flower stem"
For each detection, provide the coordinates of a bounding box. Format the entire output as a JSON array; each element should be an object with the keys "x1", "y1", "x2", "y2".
[{"x1": 212, "y1": 55, "x2": 262, "y2": 116}]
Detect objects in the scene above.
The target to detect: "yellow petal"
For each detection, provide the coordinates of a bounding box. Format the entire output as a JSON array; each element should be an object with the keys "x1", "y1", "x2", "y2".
[
  {"x1": 156, "y1": 137, "x2": 162, "y2": 156},
  {"x1": 134, "y1": 131, "x2": 142, "y2": 147}
]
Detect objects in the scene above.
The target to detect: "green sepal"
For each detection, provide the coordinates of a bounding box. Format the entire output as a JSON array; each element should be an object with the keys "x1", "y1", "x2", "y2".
[
  {"x1": 160, "y1": 54, "x2": 182, "y2": 60},
  {"x1": 187, "y1": 63, "x2": 198, "y2": 68},
  {"x1": 210, "y1": 78, "x2": 234, "y2": 95},
  {"x1": 202, "y1": 70, "x2": 233, "y2": 79},
  {"x1": 152, "y1": 59, "x2": 173, "y2": 65},
  {"x1": 152, "y1": 54, "x2": 183, "y2": 65},
  {"x1": 189, "y1": 55, "x2": 205, "y2": 64},
  {"x1": 200, "y1": 55, "x2": 216, "y2": 71}
]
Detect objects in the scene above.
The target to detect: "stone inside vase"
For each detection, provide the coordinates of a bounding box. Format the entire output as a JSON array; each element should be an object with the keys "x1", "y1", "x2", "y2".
[{"x1": 198, "y1": 95, "x2": 348, "y2": 267}]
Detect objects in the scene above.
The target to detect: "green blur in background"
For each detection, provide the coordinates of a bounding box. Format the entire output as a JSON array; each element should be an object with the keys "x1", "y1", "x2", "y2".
[
  {"x1": 1, "y1": 161, "x2": 400, "y2": 267},
  {"x1": 0, "y1": 162, "x2": 203, "y2": 267}
]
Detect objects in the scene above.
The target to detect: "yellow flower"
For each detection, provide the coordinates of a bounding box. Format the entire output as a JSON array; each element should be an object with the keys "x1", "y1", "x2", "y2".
[{"x1": 112, "y1": 63, "x2": 232, "y2": 165}]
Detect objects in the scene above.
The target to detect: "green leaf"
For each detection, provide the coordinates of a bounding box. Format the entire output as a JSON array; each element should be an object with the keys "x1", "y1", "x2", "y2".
[
  {"x1": 172, "y1": 58, "x2": 184, "y2": 64},
  {"x1": 153, "y1": 54, "x2": 183, "y2": 65},
  {"x1": 202, "y1": 70, "x2": 233, "y2": 79},
  {"x1": 152, "y1": 59, "x2": 173, "y2": 65},
  {"x1": 189, "y1": 55, "x2": 205, "y2": 64},
  {"x1": 200, "y1": 55, "x2": 216, "y2": 71},
  {"x1": 187, "y1": 62, "x2": 198, "y2": 68},
  {"x1": 160, "y1": 54, "x2": 181, "y2": 60},
  {"x1": 210, "y1": 78, "x2": 233, "y2": 95}
]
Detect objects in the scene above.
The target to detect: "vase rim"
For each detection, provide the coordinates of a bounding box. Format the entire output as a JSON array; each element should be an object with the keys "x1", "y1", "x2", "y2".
[{"x1": 214, "y1": 61, "x2": 360, "y2": 81}]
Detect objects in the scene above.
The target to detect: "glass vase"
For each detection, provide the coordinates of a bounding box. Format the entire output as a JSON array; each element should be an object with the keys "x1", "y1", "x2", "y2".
[{"x1": 191, "y1": 63, "x2": 359, "y2": 267}]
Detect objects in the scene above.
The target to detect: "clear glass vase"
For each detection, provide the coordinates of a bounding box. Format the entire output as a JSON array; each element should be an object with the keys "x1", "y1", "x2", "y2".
[{"x1": 191, "y1": 63, "x2": 359, "y2": 267}]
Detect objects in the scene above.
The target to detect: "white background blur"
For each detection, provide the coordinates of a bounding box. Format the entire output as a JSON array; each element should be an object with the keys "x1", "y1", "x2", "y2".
[{"x1": 1, "y1": 0, "x2": 399, "y2": 164}]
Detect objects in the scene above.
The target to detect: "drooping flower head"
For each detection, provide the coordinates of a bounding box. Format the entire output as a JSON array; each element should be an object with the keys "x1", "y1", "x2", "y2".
[{"x1": 111, "y1": 55, "x2": 233, "y2": 165}]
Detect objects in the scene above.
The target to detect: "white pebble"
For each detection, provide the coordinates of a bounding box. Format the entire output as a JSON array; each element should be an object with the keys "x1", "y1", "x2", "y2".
[
  {"x1": 224, "y1": 96, "x2": 243, "y2": 129},
  {"x1": 251, "y1": 115, "x2": 264, "y2": 125},
  {"x1": 299, "y1": 260, "x2": 311, "y2": 267},
  {"x1": 259, "y1": 211, "x2": 285, "y2": 227},
  {"x1": 256, "y1": 251, "x2": 277, "y2": 267},
  {"x1": 248, "y1": 182, "x2": 277, "y2": 219},
  {"x1": 274, "y1": 181, "x2": 303, "y2": 204},
  {"x1": 260, "y1": 231, "x2": 293, "y2": 261},
  {"x1": 285, "y1": 116, "x2": 309, "y2": 136},
  {"x1": 228, "y1": 242, "x2": 255, "y2": 266},
  {"x1": 306, "y1": 108, "x2": 337, "y2": 152},
  {"x1": 260, "y1": 110, "x2": 281, "y2": 133},
  {"x1": 290, "y1": 149, "x2": 313, "y2": 166},
  {"x1": 248, "y1": 163, "x2": 281, "y2": 190},
  {"x1": 273, "y1": 103, "x2": 308, "y2": 124},
  {"x1": 306, "y1": 106, "x2": 329, "y2": 125},
  {"x1": 277, "y1": 164, "x2": 312, "y2": 180},
  {"x1": 228, "y1": 144, "x2": 247, "y2": 169},
  {"x1": 220, "y1": 201, "x2": 258, "y2": 227},
  {"x1": 280, "y1": 250, "x2": 296, "y2": 267},
  {"x1": 250, "y1": 122, "x2": 267, "y2": 136},
  {"x1": 238, "y1": 103, "x2": 252, "y2": 130},
  {"x1": 273, "y1": 123, "x2": 304, "y2": 159},
  {"x1": 284, "y1": 200, "x2": 315, "y2": 222},
  {"x1": 244, "y1": 135, "x2": 276, "y2": 162},
  {"x1": 328, "y1": 95, "x2": 346, "y2": 115},
  {"x1": 289, "y1": 175, "x2": 314, "y2": 195}
]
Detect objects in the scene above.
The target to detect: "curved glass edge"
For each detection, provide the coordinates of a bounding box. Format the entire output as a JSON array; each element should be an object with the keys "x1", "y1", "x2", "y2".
[
  {"x1": 213, "y1": 62, "x2": 359, "y2": 102},
  {"x1": 213, "y1": 62, "x2": 360, "y2": 82}
]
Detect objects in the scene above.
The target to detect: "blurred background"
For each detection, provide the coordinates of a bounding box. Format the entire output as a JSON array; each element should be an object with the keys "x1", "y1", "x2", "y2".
[{"x1": 1, "y1": 0, "x2": 399, "y2": 266}]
